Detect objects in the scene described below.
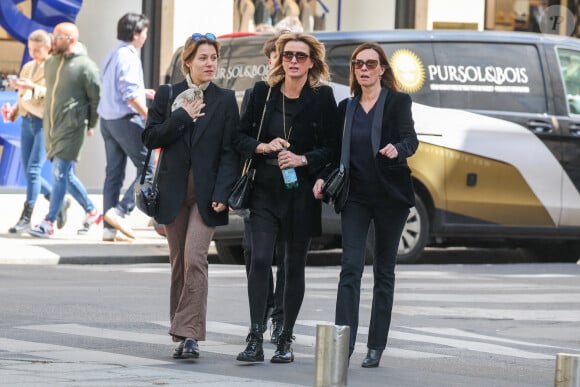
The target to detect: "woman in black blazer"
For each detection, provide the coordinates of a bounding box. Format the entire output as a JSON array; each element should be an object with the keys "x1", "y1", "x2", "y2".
[
  {"x1": 234, "y1": 32, "x2": 339, "y2": 364},
  {"x1": 142, "y1": 33, "x2": 239, "y2": 360},
  {"x1": 314, "y1": 42, "x2": 418, "y2": 368}
]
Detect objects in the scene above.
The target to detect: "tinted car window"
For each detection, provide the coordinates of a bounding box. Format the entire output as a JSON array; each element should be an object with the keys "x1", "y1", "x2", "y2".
[
  {"x1": 431, "y1": 43, "x2": 547, "y2": 113},
  {"x1": 557, "y1": 48, "x2": 580, "y2": 115}
]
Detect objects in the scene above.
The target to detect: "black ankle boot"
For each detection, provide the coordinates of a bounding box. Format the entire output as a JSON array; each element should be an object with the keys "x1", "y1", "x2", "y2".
[
  {"x1": 361, "y1": 348, "x2": 383, "y2": 368},
  {"x1": 9, "y1": 202, "x2": 34, "y2": 234},
  {"x1": 270, "y1": 318, "x2": 283, "y2": 344},
  {"x1": 236, "y1": 324, "x2": 264, "y2": 362},
  {"x1": 270, "y1": 330, "x2": 294, "y2": 363}
]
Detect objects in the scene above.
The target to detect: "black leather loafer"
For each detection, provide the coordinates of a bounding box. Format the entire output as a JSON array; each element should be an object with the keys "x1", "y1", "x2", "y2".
[
  {"x1": 361, "y1": 349, "x2": 383, "y2": 368},
  {"x1": 182, "y1": 338, "x2": 200, "y2": 359},
  {"x1": 172, "y1": 340, "x2": 185, "y2": 359}
]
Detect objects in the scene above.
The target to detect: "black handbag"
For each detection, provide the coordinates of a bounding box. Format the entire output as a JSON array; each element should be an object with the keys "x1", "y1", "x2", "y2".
[
  {"x1": 228, "y1": 87, "x2": 271, "y2": 210},
  {"x1": 321, "y1": 165, "x2": 345, "y2": 204},
  {"x1": 135, "y1": 84, "x2": 172, "y2": 217},
  {"x1": 228, "y1": 159, "x2": 256, "y2": 210}
]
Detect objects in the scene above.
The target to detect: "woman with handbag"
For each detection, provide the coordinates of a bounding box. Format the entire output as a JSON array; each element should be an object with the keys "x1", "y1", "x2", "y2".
[
  {"x1": 234, "y1": 32, "x2": 339, "y2": 364},
  {"x1": 314, "y1": 42, "x2": 418, "y2": 368},
  {"x1": 142, "y1": 33, "x2": 239, "y2": 360}
]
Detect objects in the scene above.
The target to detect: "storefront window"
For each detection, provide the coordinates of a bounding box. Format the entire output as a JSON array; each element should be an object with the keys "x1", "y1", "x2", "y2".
[{"x1": 488, "y1": 0, "x2": 549, "y2": 32}]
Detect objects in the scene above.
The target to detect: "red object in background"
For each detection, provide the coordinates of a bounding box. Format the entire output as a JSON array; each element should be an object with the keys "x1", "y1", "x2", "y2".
[
  {"x1": 1, "y1": 102, "x2": 11, "y2": 123},
  {"x1": 217, "y1": 32, "x2": 258, "y2": 39}
]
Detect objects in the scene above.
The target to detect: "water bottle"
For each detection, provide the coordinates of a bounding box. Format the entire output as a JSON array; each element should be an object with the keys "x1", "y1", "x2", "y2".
[{"x1": 280, "y1": 150, "x2": 299, "y2": 189}]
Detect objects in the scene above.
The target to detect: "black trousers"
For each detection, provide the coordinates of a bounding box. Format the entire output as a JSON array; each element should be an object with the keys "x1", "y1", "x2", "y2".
[
  {"x1": 248, "y1": 211, "x2": 309, "y2": 333},
  {"x1": 242, "y1": 210, "x2": 285, "y2": 321},
  {"x1": 335, "y1": 198, "x2": 409, "y2": 352}
]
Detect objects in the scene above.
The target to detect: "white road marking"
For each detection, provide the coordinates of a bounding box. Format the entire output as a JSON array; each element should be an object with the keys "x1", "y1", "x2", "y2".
[{"x1": 393, "y1": 305, "x2": 580, "y2": 322}]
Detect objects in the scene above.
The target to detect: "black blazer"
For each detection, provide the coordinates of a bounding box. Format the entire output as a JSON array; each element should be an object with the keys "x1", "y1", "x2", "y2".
[
  {"x1": 142, "y1": 81, "x2": 240, "y2": 226},
  {"x1": 335, "y1": 88, "x2": 418, "y2": 211},
  {"x1": 234, "y1": 80, "x2": 340, "y2": 237}
]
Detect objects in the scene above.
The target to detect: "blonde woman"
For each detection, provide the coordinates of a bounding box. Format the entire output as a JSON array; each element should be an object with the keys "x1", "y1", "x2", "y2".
[
  {"x1": 8, "y1": 29, "x2": 69, "y2": 234},
  {"x1": 234, "y1": 33, "x2": 339, "y2": 364}
]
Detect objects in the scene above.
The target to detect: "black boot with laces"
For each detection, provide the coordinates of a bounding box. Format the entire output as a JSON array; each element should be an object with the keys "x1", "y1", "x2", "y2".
[
  {"x1": 236, "y1": 323, "x2": 264, "y2": 362},
  {"x1": 270, "y1": 330, "x2": 294, "y2": 363}
]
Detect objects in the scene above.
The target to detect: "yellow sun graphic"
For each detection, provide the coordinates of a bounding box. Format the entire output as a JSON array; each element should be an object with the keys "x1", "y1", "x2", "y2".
[{"x1": 390, "y1": 49, "x2": 425, "y2": 93}]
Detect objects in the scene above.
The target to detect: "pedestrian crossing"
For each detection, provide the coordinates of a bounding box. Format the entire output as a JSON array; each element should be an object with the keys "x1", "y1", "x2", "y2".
[
  {"x1": 9, "y1": 317, "x2": 573, "y2": 364},
  {"x1": 2, "y1": 264, "x2": 579, "y2": 386}
]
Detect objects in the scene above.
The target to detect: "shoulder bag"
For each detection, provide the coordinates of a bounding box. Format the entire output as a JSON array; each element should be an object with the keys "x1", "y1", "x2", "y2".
[
  {"x1": 228, "y1": 87, "x2": 272, "y2": 210},
  {"x1": 134, "y1": 84, "x2": 173, "y2": 217}
]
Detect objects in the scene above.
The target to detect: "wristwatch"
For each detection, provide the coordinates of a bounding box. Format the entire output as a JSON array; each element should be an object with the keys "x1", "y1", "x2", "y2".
[{"x1": 301, "y1": 155, "x2": 308, "y2": 166}]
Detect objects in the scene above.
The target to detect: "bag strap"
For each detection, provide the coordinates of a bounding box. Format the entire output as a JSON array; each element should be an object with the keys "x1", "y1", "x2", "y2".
[
  {"x1": 243, "y1": 86, "x2": 272, "y2": 174},
  {"x1": 140, "y1": 84, "x2": 173, "y2": 185}
]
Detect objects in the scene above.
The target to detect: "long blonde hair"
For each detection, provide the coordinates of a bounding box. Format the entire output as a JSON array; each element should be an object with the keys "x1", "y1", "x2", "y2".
[{"x1": 266, "y1": 32, "x2": 330, "y2": 88}]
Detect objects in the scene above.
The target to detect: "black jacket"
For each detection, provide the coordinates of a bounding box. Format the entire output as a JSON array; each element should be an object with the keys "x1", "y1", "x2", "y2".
[
  {"x1": 142, "y1": 81, "x2": 240, "y2": 226},
  {"x1": 335, "y1": 88, "x2": 418, "y2": 211},
  {"x1": 233, "y1": 80, "x2": 340, "y2": 237}
]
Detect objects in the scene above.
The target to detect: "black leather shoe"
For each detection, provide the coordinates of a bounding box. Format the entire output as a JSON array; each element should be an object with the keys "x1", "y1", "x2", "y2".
[
  {"x1": 182, "y1": 338, "x2": 200, "y2": 359},
  {"x1": 270, "y1": 319, "x2": 283, "y2": 344},
  {"x1": 361, "y1": 349, "x2": 383, "y2": 368},
  {"x1": 237, "y1": 324, "x2": 264, "y2": 362},
  {"x1": 172, "y1": 340, "x2": 185, "y2": 359},
  {"x1": 270, "y1": 331, "x2": 294, "y2": 363}
]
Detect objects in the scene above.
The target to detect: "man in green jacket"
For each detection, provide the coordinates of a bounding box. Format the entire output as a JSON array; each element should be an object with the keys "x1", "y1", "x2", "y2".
[{"x1": 29, "y1": 22, "x2": 103, "y2": 238}]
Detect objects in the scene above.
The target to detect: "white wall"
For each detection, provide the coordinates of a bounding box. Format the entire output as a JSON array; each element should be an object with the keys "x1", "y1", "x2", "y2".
[
  {"x1": 427, "y1": 0, "x2": 485, "y2": 30},
  {"x1": 75, "y1": 0, "x2": 142, "y2": 190}
]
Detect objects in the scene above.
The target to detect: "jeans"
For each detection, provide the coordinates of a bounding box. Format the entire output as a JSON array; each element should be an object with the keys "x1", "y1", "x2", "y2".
[
  {"x1": 47, "y1": 158, "x2": 95, "y2": 222},
  {"x1": 100, "y1": 115, "x2": 153, "y2": 229},
  {"x1": 335, "y1": 198, "x2": 409, "y2": 353},
  {"x1": 20, "y1": 116, "x2": 51, "y2": 204}
]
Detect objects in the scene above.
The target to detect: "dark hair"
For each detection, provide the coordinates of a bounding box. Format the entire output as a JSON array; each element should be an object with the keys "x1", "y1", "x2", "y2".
[
  {"x1": 117, "y1": 12, "x2": 149, "y2": 42},
  {"x1": 262, "y1": 34, "x2": 279, "y2": 58},
  {"x1": 349, "y1": 42, "x2": 399, "y2": 97}
]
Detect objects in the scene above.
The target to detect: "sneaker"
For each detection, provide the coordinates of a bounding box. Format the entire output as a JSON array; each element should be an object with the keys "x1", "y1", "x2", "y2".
[
  {"x1": 77, "y1": 209, "x2": 103, "y2": 235},
  {"x1": 102, "y1": 228, "x2": 133, "y2": 242},
  {"x1": 104, "y1": 207, "x2": 135, "y2": 239},
  {"x1": 28, "y1": 219, "x2": 54, "y2": 238},
  {"x1": 56, "y1": 196, "x2": 71, "y2": 229}
]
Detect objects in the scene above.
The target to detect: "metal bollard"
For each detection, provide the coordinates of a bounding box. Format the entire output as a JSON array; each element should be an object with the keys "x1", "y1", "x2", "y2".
[
  {"x1": 314, "y1": 324, "x2": 350, "y2": 387},
  {"x1": 555, "y1": 353, "x2": 580, "y2": 387}
]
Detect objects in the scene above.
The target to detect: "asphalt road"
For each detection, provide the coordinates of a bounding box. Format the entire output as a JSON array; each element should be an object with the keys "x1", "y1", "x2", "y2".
[{"x1": 1, "y1": 256, "x2": 579, "y2": 386}]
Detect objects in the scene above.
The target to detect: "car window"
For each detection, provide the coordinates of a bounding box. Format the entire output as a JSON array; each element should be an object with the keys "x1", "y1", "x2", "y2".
[
  {"x1": 431, "y1": 42, "x2": 547, "y2": 114},
  {"x1": 557, "y1": 48, "x2": 580, "y2": 115}
]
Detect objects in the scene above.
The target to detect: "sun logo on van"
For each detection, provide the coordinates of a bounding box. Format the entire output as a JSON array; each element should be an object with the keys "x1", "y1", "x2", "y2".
[{"x1": 390, "y1": 49, "x2": 425, "y2": 93}]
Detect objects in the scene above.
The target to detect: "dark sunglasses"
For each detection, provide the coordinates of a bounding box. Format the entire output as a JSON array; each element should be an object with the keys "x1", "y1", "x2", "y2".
[
  {"x1": 191, "y1": 32, "x2": 216, "y2": 42},
  {"x1": 352, "y1": 59, "x2": 380, "y2": 70},
  {"x1": 282, "y1": 51, "x2": 310, "y2": 63}
]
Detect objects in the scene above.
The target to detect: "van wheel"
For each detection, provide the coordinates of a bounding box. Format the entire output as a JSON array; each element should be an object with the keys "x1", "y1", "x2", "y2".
[
  {"x1": 215, "y1": 241, "x2": 245, "y2": 265},
  {"x1": 365, "y1": 194, "x2": 429, "y2": 265}
]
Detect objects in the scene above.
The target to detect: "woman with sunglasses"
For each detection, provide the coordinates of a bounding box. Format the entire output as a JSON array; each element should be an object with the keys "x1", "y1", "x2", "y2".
[
  {"x1": 314, "y1": 42, "x2": 418, "y2": 368},
  {"x1": 142, "y1": 32, "x2": 239, "y2": 360},
  {"x1": 234, "y1": 32, "x2": 339, "y2": 364}
]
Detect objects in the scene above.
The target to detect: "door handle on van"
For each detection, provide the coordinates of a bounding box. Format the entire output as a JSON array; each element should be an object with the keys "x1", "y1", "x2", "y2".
[
  {"x1": 569, "y1": 124, "x2": 580, "y2": 136},
  {"x1": 527, "y1": 120, "x2": 553, "y2": 133}
]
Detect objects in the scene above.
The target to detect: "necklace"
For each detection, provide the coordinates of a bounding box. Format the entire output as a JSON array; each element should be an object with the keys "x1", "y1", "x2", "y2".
[{"x1": 282, "y1": 87, "x2": 293, "y2": 143}]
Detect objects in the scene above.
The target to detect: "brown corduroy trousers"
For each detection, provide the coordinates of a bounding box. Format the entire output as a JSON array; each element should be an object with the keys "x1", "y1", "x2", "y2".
[{"x1": 164, "y1": 172, "x2": 215, "y2": 342}]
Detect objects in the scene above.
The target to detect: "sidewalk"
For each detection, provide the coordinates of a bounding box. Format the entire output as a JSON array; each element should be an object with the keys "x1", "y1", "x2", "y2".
[{"x1": 0, "y1": 193, "x2": 172, "y2": 265}]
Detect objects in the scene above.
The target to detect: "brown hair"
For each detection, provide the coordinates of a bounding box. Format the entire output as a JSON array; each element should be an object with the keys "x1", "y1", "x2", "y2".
[
  {"x1": 349, "y1": 42, "x2": 399, "y2": 97},
  {"x1": 180, "y1": 34, "x2": 221, "y2": 77},
  {"x1": 267, "y1": 32, "x2": 330, "y2": 88}
]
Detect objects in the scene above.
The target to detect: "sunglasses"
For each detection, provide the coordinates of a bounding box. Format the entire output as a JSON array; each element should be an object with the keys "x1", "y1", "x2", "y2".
[
  {"x1": 282, "y1": 51, "x2": 310, "y2": 63},
  {"x1": 191, "y1": 33, "x2": 216, "y2": 42},
  {"x1": 352, "y1": 59, "x2": 380, "y2": 70}
]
